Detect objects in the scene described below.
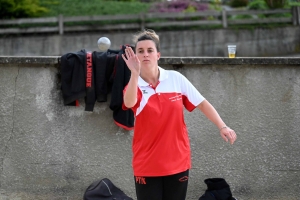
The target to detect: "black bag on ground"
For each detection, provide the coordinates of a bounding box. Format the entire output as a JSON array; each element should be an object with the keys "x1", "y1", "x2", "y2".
[
  {"x1": 198, "y1": 178, "x2": 237, "y2": 200},
  {"x1": 83, "y1": 178, "x2": 133, "y2": 200}
]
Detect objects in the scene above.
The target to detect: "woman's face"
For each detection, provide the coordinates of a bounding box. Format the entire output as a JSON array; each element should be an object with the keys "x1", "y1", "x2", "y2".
[{"x1": 135, "y1": 40, "x2": 160, "y2": 68}]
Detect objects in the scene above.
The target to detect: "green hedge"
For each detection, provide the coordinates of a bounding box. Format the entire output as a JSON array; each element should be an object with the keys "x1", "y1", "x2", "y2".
[
  {"x1": 0, "y1": 0, "x2": 48, "y2": 19},
  {"x1": 40, "y1": 0, "x2": 150, "y2": 17}
]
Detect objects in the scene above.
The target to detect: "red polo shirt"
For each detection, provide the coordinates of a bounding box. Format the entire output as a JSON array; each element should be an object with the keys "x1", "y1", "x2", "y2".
[{"x1": 123, "y1": 67, "x2": 205, "y2": 176}]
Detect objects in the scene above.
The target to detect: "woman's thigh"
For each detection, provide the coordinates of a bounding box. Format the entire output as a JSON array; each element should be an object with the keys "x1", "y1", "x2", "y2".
[
  {"x1": 162, "y1": 170, "x2": 189, "y2": 200},
  {"x1": 134, "y1": 170, "x2": 189, "y2": 200},
  {"x1": 134, "y1": 176, "x2": 163, "y2": 200}
]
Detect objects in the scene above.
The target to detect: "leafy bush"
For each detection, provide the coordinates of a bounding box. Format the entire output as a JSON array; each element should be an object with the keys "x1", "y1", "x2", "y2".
[
  {"x1": 248, "y1": 0, "x2": 269, "y2": 9},
  {"x1": 289, "y1": 2, "x2": 300, "y2": 6},
  {"x1": 229, "y1": 0, "x2": 249, "y2": 7},
  {"x1": 0, "y1": 0, "x2": 48, "y2": 19},
  {"x1": 209, "y1": 0, "x2": 223, "y2": 11},
  {"x1": 264, "y1": 0, "x2": 288, "y2": 8},
  {"x1": 149, "y1": 0, "x2": 210, "y2": 13}
]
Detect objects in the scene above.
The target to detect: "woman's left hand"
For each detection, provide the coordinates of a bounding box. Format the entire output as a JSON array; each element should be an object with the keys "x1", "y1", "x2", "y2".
[{"x1": 220, "y1": 127, "x2": 237, "y2": 145}]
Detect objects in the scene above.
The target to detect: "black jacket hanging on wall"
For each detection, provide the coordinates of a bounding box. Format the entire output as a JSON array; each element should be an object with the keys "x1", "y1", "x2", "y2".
[
  {"x1": 60, "y1": 49, "x2": 96, "y2": 111},
  {"x1": 60, "y1": 46, "x2": 134, "y2": 130},
  {"x1": 92, "y1": 46, "x2": 134, "y2": 129},
  {"x1": 109, "y1": 46, "x2": 134, "y2": 129},
  {"x1": 92, "y1": 49, "x2": 118, "y2": 103}
]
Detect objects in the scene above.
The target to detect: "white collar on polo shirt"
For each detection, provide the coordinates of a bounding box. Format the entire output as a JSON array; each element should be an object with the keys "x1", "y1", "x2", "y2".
[{"x1": 138, "y1": 66, "x2": 168, "y2": 87}]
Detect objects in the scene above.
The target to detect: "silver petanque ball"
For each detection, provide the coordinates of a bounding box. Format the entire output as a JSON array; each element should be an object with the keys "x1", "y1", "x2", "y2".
[{"x1": 97, "y1": 37, "x2": 111, "y2": 51}]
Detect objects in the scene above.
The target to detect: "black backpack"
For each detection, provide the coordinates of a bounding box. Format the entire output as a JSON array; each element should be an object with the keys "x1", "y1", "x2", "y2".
[
  {"x1": 83, "y1": 178, "x2": 133, "y2": 200},
  {"x1": 198, "y1": 178, "x2": 237, "y2": 200}
]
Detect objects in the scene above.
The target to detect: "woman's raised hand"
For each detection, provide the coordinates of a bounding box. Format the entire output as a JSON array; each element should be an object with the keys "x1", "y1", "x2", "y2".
[{"x1": 122, "y1": 46, "x2": 141, "y2": 76}]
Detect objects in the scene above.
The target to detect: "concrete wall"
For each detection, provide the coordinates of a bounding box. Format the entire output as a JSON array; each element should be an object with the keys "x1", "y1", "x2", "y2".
[
  {"x1": 0, "y1": 56, "x2": 300, "y2": 200},
  {"x1": 0, "y1": 26, "x2": 300, "y2": 57}
]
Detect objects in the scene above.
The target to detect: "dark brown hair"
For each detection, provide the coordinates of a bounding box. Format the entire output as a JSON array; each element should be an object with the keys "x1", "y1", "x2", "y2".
[{"x1": 133, "y1": 29, "x2": 160, "y2": 52}]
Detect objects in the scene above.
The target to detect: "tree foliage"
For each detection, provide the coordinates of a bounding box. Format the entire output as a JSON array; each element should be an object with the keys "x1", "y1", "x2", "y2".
[{"x1": 0, "y1": 0, "x2": 48, "y2": 19}]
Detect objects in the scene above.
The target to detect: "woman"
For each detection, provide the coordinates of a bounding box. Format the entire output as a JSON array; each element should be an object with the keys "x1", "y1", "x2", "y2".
[{"x1": 122, "y1": 29, "x2": 237, "y2": 200}]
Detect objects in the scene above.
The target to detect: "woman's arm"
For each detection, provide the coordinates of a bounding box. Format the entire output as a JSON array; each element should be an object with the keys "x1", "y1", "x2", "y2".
[
  {"x1": 123, "y1": 74, "x2": 139, "y2": 108},
  {"x1": 198, "y1": 100, "x2": 237, "y2": 144},
  {"x1": 122, "y1": 46, "x2": 141, "y2": 108}
]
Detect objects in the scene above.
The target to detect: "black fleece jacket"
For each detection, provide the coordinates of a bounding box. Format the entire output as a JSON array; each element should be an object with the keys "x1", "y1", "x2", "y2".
[
  {"x1": 60, "y1": 47, "x2": 134, "y2": 130},
  {"x1": 60, "y1": 49, "x2": 96, "y2": 111}
]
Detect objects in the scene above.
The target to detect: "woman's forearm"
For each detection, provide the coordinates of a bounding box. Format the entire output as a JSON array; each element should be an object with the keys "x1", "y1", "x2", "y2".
[{"x1": 123, "y1": 74, "x2": 139, "y2": 108}]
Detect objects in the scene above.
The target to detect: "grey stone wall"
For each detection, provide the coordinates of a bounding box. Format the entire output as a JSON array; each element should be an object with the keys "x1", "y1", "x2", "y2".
[
  {"x1": 0, "y1": 26, "x2": 300, "y2": 57},
  {"x1": 0, "y1": 57, "x2": 300, "y2": 200}
]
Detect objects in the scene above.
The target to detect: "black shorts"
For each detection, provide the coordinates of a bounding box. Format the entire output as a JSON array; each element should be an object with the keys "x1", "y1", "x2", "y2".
[{"x1": 134, "y1": 169, "x2": 189, "y2": 200}]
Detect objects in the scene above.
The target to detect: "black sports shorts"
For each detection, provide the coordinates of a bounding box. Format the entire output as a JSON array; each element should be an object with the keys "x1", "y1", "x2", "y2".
[{"x1": 134, "y1": 169, "x2": 189, "y2": 200}]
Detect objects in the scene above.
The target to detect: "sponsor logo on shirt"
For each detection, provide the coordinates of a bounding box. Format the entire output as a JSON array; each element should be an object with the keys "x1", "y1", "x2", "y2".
[
  {"x1": 142, "y1": 90, "x2": 148, "y2": 94},
  {"x1": 169, "y1": 94, "x2": 182, "y2": 102}
]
